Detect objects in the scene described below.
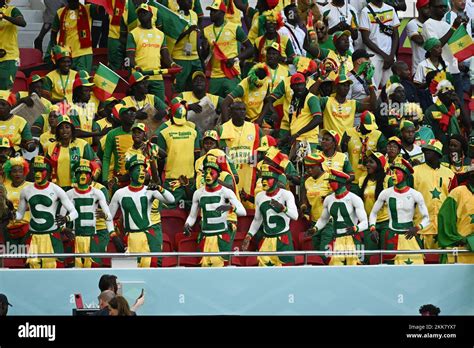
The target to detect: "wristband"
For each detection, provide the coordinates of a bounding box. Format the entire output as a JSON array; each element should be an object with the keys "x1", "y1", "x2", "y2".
[{"x1": 352, "y1": 225, "x2": 359, "y2": 233}]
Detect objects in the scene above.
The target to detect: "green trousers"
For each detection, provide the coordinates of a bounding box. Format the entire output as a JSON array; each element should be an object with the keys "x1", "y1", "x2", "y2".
[
  {"x1": 148, "y1": 80, "x2": 166, "y2": 102},
  {"x1": 0, "y1": 60, "x2": 17, "y2": 90},
  {"x1": 173, "y1": 59, "x2": 202, "y2": 93},
  {"x1": 107, "y1": 38, "x2": 124, "y2": 70},
  {"x1": 209, "y1": 77, "x2": 240, "y2": 98},
  {"x1": 72, "y1": 54, "x2": 93, "y2": 73}
]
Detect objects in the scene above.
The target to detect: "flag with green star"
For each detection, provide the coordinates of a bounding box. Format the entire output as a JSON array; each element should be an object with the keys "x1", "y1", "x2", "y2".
[
  {"x1": 93, "y1": 63, "x2": 120, "y2": 101},
  {"x1": 448, "y1": 24, "x2": 474, "y2": 63}
]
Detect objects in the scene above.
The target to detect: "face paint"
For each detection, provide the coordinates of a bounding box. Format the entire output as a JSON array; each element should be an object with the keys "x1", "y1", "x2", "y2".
[
  {"x1": 76, "y1": 171, "x2": 91, "y2": 188},
  {"x1": 130, "y1": 165, "x2": 146, "y2": 186},
  {"x1": 34, "y1": 169, "x2": 48, "y2": 185},
  {"x1": 205, "y1": 167, "x2": 219, "y2": 186},
  {"x1": 329, "y1": 180, "x2": 339, "y2": 192},
  {"x1": 262, "y1": 177, "x2": 275, "y2": 191},
  {"x1": 391, "y1": 168, "x2": 405, "y2": 185}
]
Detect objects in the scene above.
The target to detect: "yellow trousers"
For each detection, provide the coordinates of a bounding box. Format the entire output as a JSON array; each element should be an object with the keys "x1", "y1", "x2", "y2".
[
  {"x1": 258, "y1": 237, "x2": 282, "y2": 267},
  {"x1": 201, "y1": 235, "x2": 225, "y2": 267},
  {"x1": 420, "y1": 234, "x2": 438, "y2": 250},
  {"x1": 393, "y1": 234, "x2": 424, "y2": 265},
  {"x1": 27, "y1": 234, "x2": 56, "y2": 269},
  {"x1": 329, "y1": 235, "x2": 361, "y2": 266},
  {"x1": 75, "y1": 236, "x2": 92, "y2": 268},
  {"x1": 128, "y1": 232, "x2": 152, "y2": 268}
]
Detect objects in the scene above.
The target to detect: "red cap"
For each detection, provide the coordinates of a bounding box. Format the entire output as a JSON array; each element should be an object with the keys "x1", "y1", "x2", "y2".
[
  {"x1": 290, "y1": 73, "x2": 305, "y2": 85},
  {"x1": 266, "y1": 0, "x2": 279, "y2": 9},
  {"x1": 416, "y1": 0, "x2": 429, "y2": 9}
]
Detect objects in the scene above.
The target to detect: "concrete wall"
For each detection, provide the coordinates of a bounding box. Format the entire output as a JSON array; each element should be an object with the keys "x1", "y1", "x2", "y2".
[{"x1": 1, "y1": 264, "x2": 473, "y2": 315}]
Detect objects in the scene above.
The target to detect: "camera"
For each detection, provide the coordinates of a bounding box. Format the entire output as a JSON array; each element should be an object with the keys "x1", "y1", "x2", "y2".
[{"x1": 379, "y1": 25, "x2": 394, "y2": 37}]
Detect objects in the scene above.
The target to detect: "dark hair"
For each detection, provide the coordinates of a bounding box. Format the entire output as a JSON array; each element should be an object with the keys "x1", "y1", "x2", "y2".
[
  {"x1": 55, "y1": 121, "x2": 76, "y2": 142},
  {"x1": 449, "y1": 134, "x2": 468, "y2": 156},
  {"x1": 419, "y1": 304, "x2": 440, "y2": 316},
  {"x1": 99, "y1": 274, "x2": 118, "y2": 293},
  {"x1": 425, "y1": 50, "x2": 447, "y2": 71},
  {"x1": 108, "y1": 295, "x2": 132, "y2": 316},
  {"x1": 360, "y1": 155, "x2": 386, "y2": 201}
]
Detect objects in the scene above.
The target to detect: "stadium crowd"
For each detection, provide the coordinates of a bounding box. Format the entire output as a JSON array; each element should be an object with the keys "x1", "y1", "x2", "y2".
[{"x1": 0, "y1": 0, "x2": 473, "y2": 268}]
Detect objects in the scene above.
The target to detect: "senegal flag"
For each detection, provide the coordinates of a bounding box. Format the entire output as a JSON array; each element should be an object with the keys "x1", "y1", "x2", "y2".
[
  {"x1": 448, "y1": 25, "x2": 474, "y2": 63},
  {"x1": 93, "y1": 63, "x2": 120, "y2": 101},
  {"x1": 151, "y1": 1, "x2": 190, "y2": 40}
]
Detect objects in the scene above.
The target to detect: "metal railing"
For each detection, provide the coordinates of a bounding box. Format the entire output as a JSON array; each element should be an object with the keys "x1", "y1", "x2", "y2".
[{"x1": 1, "y1": 249, "x2": 472, "y2": 266}]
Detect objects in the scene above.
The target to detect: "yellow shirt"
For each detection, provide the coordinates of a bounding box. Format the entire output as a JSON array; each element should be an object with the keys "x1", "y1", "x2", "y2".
[
  {"x1": 172, "y1": 10, "x2": 199, "y2": 60},
  {"x1": 128, "y1": 26, "x2": 166, "y2": 81},
  {"x1": 219, "y1": 120, "x2": 260, "y2": 199},
  {"x1": 71, "y1": 103, "x2": 97, "y2": 145},
  {"x1": 54, "y1": 6, "x2": 94, "y2": 58},
  {"x1": 255, "y1": 35, "x2": 292, "y2": 62},
  {"x1": 305, "y1": 172, "x2": 331, "y2": 222},
  {"x1": 45, "y1": 69, "x2": 78, "y2": 102},
  {"x1": 322, "y1": 97, "x2": 357, "y2": 138},
  {"x1": 327, "y1": 50, "x2": 353, "y2": 74},
  {"x1": 0, "y1": 115, "x2": 28, "y2": 151},
  {"x1": 358, "y1": 175, "x2": 390, "y2": 223},
  {"x1": 156, "y1": 121, "x2": 199, "y2": 179},
  {"x1": 5, "y1": 180, "x2": 31, "y2": 228},
  {"x1": 47, "y1": 138, "x2": 92, "y2": 188},
  {"x1": 39, "y1": 131, "x2": 56, "y2": 154},
  {"x1": 321, "y1": 151, "x2": 350, "y2": 173},
  {"x1": 230, "y1": 77, "x2": 270, "y2": 122},
  {"x1": 268, "y1": 64, "x2": 290, "y2": 108},
  {"x1": 279, "y1": 90, "x2": 322, "y2": 143},
  {"x1": 204, "y1": 21, "x2": 247, "y2": 79},
  {"x1": 346, "y1": 127, "x2": 383, "y2": 183},
  {"x1": 0, "y1": 5, "x2": 21, "y2": 62},
  {"x1": 413, "y1": 163, "x2": 455, "y2": 235}
]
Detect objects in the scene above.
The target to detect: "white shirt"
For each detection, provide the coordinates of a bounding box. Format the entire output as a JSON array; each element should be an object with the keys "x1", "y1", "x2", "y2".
[
  {"x1": 321, "y1": 2, "x2": 358, "y2": 50},
  {"x1": 16, "y1": 182, "x2": 78, "y2": 233},
  {"x1": 359, "y1": 2, "x2": 400, "y2": 56},
  {"x1": 64, "y1": 187, "x2": 114, "y2": 233},
  {"x1": 422, "y1": 18, "x2": 460, "y2": 74},
  {"x1": 406, "y1": 18, "x2": 426, "y2": 74},
  {"x1": 278, "y1": 22, "x2": 306, "y2": 57},
  {"x1": 249, "y1": 189, "x2": 298, "y2": 236},
  {"x1": 369, "y1": 187, "x2": 430, "y2": 232},
  {"x1": 316, "y1": 192, "x2": 368, "y2": 235},
  {"x1": 186, "y1": 185, "x2": 246, "y2": 234},
  {"x1": 443, "y1": 10, "x2": 473, "y2": 37},
  {"x1": 402, "y1": 144, "x2": 425, "y2": 164},
  {"x1": 414, "y1": 58, "x2": 444, "y2": 84}
]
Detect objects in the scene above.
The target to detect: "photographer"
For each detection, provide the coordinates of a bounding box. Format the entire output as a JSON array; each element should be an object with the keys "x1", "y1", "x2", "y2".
[
  {"x1": 0, "y1": 0, "x2": 26, "y2": 90},
  {"x1": 359, "y1": 0, "x2": 400, "y2": 88}
]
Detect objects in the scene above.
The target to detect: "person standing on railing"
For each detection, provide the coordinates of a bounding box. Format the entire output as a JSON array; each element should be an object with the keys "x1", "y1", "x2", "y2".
[
  {"x1": 437, "y1": 162, "x2": 474, "y2": 264},
  {"x1": 61, "y1": 159, "x2": 116, "y2": 268},
  {"x1": 305, "y1": 168, "x2": 367, "y2": 266},
  {"x1": 15, "y1": 156, "x2": 78, "y2": 269},
  {"x1": 369, "y1": 158, "x2": 430, "y2": 265},
  {"x1": 109, "y1": 154, "x2": 175, "y2": 267},
  {"x1": 184, "y1": 154, "x2": 246, "y2": 267},
  {"x1": 242, "y1": 164, "x2": 298, "y2": 266}
]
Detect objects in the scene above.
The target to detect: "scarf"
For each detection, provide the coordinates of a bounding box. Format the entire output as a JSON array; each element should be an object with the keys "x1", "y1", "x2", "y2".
[
  {"x1": 58, "y1": 4, "x2": 92, "y2": 49},
  {"x1": 50, "y1": 142, "x2": 81, "y2": 184},
  {"x1": 212, "y1": 42, "x2": 239, "y2": 79},
  {"x1": 110, "y1": 0, "x2": 126, "y2": 26},
  {"x1": 434, "y1": 99, "x2": 456, "y2": 132}
]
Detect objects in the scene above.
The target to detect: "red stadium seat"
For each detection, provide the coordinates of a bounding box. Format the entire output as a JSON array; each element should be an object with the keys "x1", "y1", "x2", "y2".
[
  {"x1": 161, "y1": 209, "x2": 189, "y2": 249},
  {"x1": 92, "y1": 48, "x2": 108, "y2": 69},
  {"x1": 162, "y1": 232, "x2": 177, "y2": 267},
  {"x1": 397, "y1": 47, "x2": 412, "y2": 75},
  {"x1": 12, "y1": 71, "x2": 27, "y2": 93},
  {"x1": 369, "y1": 255, "x2": 382, "y2": 265},
  {"x1": 298, "y1": 232, "x2": 325, "y2": 265},
  {"x1": 230, "y1": 232, "x2": 247, "y2": 266},
  {"x1": 19, "y1": 48, "x2": 43, "y2": 69},
  {"x1": 176, "y1": 232, "x2": 200, "y2": 267},
  {"x1": 3, "y1": 258, "x2": 26, "y2": 268},
  {"x1": 289, "y1": 218, "x2": 310, "y2": 250},
  {"x1": 424, "y1": 254, "x2": 440, "y2": 264},
  {"x1": 246, "y1": 256, "x2": 258, "y2": 266}
]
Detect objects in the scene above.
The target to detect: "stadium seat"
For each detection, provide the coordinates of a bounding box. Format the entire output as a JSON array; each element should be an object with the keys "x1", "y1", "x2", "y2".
[
  {"x1": 397, "y1": 47, "x2": 412, "y2": 75},
  {"x1": 176, "y1": 232, "x2": 200, "y2": 267},
  {"x1": 162, "y1": 232, "x2": 177, "y2": 267},
  {"x1": 424, "y1": 254, "x2": 440, "y2": 264},
  {"x1": 289, "y1": 218, "x2": 310, "y2": 250},
  {"x1": 298, "y1": 232, "x2": 325, "y2": 265},
  {"x1": 3, "y1": 258, "x2": 26, "y2": 269},
  {"x1": 230, "y1": 232, "x2": 247, "y2": 266},
  {"x1": 161, "y1": 209, "x2": 189, "y2": 249},
  {"x1": 29, "y1": 69, "x2": 50, "y2": 78},
  {"x1": 19, "y1": 48, "x2": 43, "y2": 69},
  {"x1": 369, "y1": 255, "x2": 382, "y2": 265},
  {"x1": 12, "y1": 71, "x2": 27, "y2": 93},
  {"x1": 92, "y1": 48, "x2": 108, "y2": 69},
  {"x1": 245, "y1": 256, "x2": 258, "y2": 266}
]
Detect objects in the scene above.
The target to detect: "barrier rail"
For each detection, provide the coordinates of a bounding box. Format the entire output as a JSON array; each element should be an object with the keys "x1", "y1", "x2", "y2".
[{"x1": 1, "y1": 249, "x2": 472, "y2": 266}]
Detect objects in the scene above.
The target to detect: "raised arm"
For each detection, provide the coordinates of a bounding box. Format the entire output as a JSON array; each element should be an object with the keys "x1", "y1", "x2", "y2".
[{"x1": 152, "y1": 186, "x2": 175, "y2": 205}]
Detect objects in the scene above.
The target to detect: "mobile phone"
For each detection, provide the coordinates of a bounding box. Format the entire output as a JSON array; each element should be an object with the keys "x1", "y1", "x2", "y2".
[{"x1": 74, "y1": 294, "x2": 84, "y2": 309}]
